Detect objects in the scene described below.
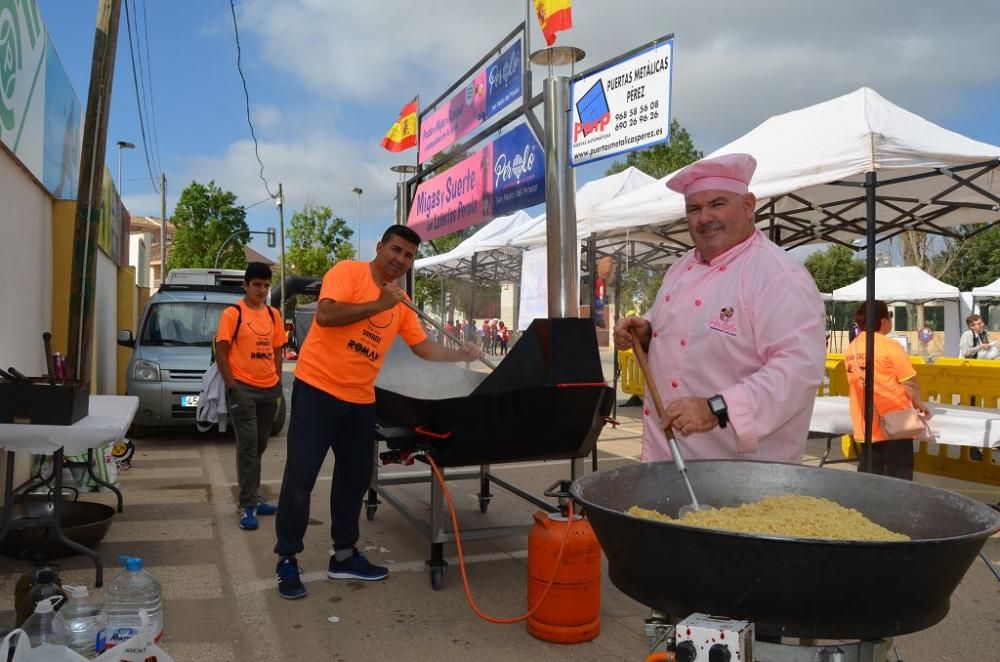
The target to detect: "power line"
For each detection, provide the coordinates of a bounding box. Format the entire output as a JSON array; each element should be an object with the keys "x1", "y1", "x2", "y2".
[
  {"x1": 123, "y1": 0, "x2": 160, "y2": 193},
  {"x1": 129, "y1": 0, "x2": 159, "y2": 174},
  {"x1": 140, "y1": 0, "x2": 163, "y2": 173},
  {"x1": 228, "y1": 0, "x2": 275, "y2": 199}
]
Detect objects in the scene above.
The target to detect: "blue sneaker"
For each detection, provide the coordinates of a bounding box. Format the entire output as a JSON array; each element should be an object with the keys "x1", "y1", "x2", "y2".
[
  {"x1": 327, "y1": 548, "x2": 388, "y2": 581},
  {"x1": 276, "y1": 556, "x2": 307, "y2": 599},
  {"x1": 239, "y1": 506, "x2": 258, "y2": 530},
  {"x1": 255, "y1": 501, "x2": 278, "y2": 516}
]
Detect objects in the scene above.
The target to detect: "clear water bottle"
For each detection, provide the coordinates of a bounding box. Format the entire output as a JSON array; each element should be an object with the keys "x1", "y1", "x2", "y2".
[
  {"x1": 21, "y1": 596, "x2": 71, "y2": 648},
  {"x1": 58, "y1": 585, "x2": 107, "y2": 657},
  {"x1": 104, "y1": 556, "x2": 164, "y2": 649}
]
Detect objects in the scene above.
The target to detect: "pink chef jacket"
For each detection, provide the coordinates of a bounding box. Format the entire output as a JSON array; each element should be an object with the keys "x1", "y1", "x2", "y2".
[{"x1": 642, "y1": 229, "x2": 826, "y2": 464}]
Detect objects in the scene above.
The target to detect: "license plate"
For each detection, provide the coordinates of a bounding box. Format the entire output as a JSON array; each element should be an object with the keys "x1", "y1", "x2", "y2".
[{"x1": 181, "y1": 395, "x2": 199, "y2": 407}]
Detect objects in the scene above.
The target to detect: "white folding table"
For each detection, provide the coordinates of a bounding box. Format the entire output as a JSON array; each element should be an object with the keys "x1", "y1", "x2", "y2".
[{"x1": 0, "y1": 395, "x2": 138, "y2": 585}]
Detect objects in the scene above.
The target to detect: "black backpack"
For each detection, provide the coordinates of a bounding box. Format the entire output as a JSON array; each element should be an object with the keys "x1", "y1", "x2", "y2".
[{"x1": 211, "y1": 303, "x2": 280, "y2": 363}]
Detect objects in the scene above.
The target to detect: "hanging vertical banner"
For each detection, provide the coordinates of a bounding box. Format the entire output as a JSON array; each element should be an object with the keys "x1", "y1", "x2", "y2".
[
  {"x1": 418, "y1": 38, "x2": 523, "y2": 164},
  {"x1": 485, "y1": 39, "x2": 522, "y2": 119},
  {"x1": 570, "y1": 37, "x2": 673, "y2": 167},
  {"x1": 408, "y1": 123, "x2": 544, "y2": 241}
]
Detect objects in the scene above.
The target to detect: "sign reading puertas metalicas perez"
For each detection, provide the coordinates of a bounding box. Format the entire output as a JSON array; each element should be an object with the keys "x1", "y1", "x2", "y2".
[{"x1": 569, "y1": 38, "x2": 673, "y2": 167}]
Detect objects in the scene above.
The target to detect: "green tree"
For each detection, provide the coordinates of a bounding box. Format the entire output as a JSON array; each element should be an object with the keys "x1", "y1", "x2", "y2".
[
  {"x1": 604, "y1": 119, "x2": 703, "y2": 178},
  {"x1": 937, "y1": 225, "x2": 1000, "y2": 291},
  {"x1": 803, "y1": 245, "x2": 866, "y2": 294},
  {"x1": 167, "y1": 180, "x2": 249, "y2": 271},
  {"x1": 285, "y1": 204, "x2": 355, "y2": 277}
]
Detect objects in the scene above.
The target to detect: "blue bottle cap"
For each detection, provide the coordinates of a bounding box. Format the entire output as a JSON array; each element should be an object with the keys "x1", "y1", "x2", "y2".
[{"x1": 118, "y1": 555, "x2": 144, "y2": 571}]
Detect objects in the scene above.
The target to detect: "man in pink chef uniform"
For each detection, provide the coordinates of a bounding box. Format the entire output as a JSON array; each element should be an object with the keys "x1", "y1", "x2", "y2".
[{"x1": 613, "y1": 153, "x2": 826, "y2": 463}]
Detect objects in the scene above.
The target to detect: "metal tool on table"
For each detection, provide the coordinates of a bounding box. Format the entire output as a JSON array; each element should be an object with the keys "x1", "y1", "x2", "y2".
[
  {"x1": 629, "y1": 325, "x2": 706, "y2": 516},
  {"x1": 42, "y1": 332, "x2": 55, "y2": 386},
  {"x1": 397, "y1": 296, "x2": 497, "y2": 371},
  {"x1": 7, "y1": 367, "x2": 29, "y2": 382}
]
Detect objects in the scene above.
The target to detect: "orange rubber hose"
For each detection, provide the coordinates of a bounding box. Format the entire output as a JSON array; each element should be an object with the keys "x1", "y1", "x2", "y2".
[
  {"x1": 426, "y1": 454, "x2": 574, "y2": 624},
  {"x1": 643, "y1": 653, "x2": 674, "y2": 662}
]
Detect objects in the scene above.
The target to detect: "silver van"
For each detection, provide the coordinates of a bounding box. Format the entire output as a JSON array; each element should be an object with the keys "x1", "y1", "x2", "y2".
[{"x1": 117, "y1": 276, "x2": 286, "y2": 434}]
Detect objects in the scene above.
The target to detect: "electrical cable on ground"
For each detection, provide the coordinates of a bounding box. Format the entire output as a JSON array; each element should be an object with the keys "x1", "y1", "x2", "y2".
[
  {"x1": 228, "y1": 0, "x2": 275, "y2": 200},
  {"x1": 425, "y1": 454, "x2": 573, "y2": 624},
  {"x1": 123, "y1": 0, "x2": 160, "y2": 193}
]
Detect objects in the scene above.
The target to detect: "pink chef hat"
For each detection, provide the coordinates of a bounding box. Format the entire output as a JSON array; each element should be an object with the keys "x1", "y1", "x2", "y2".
[{"x1": 665, "y1": 153, "x2": 757, "y2": 196}]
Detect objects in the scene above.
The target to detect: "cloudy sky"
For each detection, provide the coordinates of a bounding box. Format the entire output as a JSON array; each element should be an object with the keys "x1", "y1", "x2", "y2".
[{"x1": 39, "y1": 0, "x2": 1000, "y2": 259}]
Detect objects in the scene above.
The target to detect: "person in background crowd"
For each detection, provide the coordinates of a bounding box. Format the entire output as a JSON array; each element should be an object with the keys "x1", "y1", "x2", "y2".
[
  {"x1": 481, "y1": 319, "x2": 491, "y2": 352},
  {"x1": 498, "y1": 320, "x2": 510, "y2": 355},
  {"x1": 959, "y1": 314, "x2": 998, "y2": 359},
  {"x1": 613, "y1": 153, "x2": 826, "y2": 464},
  {"x1": 844, "y1": 300, "x2": 932, "y2": 480}
]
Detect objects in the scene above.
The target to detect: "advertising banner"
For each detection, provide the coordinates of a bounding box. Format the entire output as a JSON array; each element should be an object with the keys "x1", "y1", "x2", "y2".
[
  {"x1": 408, "y1": 123, "x2": 544, "y2": 241},
  {"x1": 485, "y1": 39, "x2": 522, "y2": 119},
  {"x1": 0, "y1": 0, "x2": 83, "y2": 199},
  {"x1": 570, "y1": 38, "x2": 673, "y2": 167},
  {"x1": 419, "y1": 38, "x2": 523, "y2": 164}
]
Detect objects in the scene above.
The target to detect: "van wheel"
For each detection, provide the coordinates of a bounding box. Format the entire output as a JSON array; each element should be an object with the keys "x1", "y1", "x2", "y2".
[{"x1": 270, "y1": 395, "x2": 287, "y2": 436}]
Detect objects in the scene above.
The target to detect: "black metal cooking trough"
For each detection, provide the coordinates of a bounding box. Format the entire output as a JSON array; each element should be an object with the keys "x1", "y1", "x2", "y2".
[
  {"x1": 0, "y1": 497, "x2": 115, "y2": 560},
  {"x1": 571, "y1": 460, "x2": 1000, "y2": 640},
  {"x1": 375, "y1": 318, "x2": 613, "y2": 467}
]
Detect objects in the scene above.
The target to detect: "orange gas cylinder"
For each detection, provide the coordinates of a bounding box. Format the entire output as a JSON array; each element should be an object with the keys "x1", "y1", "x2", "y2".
[{"x1": 526, "y1": 510, "x2": 602, "y2": 643}]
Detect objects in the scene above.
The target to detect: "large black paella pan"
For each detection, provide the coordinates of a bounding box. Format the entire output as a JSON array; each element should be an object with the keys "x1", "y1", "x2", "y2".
[{"x1": 571, "y1": 460, "x2": 1000, "y2": 639}]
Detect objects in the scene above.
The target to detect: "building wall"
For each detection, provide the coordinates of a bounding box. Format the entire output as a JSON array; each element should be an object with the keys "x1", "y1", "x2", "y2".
[
  {"x1": 129, "y1": 234, "x2": 149, "y2": 287},
  {"x1": 0, "y1": 149, "x2": 53, "y2": 374}
]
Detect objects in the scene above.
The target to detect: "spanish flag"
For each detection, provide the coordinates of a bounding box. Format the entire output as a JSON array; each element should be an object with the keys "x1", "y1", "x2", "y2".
[
  {"x1": 382, "y1": 98, "x2": 418, "y2": 152},
  {"x1": 535, "y1": 0, "x2": 573, "y2": 46}
]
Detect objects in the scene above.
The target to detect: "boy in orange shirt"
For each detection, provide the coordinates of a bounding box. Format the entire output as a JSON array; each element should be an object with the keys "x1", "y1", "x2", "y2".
[
  {"x1": 273, "y1": 225, "x2": 481, "y2": 600},
  {"x1": 215, "y1": 262, "x2": 285, "y2": 530}
]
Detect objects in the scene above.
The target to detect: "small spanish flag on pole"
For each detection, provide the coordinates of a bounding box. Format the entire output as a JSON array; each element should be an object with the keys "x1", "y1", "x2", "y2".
[
  {"x1": 382, "y1": 98, "x2": 418, "y2": 152},
  {"x1": 534, "y1": 0, "x2": 573, "y2": 46}
]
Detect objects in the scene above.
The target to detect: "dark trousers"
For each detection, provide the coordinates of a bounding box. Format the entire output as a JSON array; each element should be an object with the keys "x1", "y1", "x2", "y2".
[
  {"x1": 274, "y1": 378, "x2": 375, "y2": 556},
  {"x1": 228, "y1": 381, "x2": 281, "y2": 509},
  {"x1": 857, "y1": 439, "x2": 914, "y2": 480}
]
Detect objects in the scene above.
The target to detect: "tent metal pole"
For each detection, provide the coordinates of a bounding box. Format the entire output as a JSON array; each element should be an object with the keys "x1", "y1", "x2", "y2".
[{"x1": 863, "y1": 170, "x2": 878, "y2": 474}]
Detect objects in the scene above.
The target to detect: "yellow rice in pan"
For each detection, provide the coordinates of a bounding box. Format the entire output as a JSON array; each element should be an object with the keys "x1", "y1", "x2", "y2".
[{"x1": 626, "y1": 494, "x2": 909, "y2": 542}]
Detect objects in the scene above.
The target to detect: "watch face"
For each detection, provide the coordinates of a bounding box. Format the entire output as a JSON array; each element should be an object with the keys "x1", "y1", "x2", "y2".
[{"x1": 709, "y1": 396, "x2": 725, "y2": 414}]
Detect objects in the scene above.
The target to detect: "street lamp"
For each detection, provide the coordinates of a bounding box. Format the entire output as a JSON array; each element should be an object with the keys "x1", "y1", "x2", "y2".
[
  {"x1": 115, "y1": 140, "x2": 135, "y2": 198},
  {"x1": 351, "y1": 187, "x2": 363, "y2": 259}
]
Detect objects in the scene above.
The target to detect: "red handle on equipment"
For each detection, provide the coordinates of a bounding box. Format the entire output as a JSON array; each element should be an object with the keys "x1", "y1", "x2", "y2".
[{"x1": 414, "y1": 425, "x2": 453, "y2": 440}]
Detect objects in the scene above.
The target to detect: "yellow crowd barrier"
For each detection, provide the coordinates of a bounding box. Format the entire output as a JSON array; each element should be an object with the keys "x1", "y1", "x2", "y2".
[{"x1": 617, "y1": 349, "x2": 1000, "y2": 485}]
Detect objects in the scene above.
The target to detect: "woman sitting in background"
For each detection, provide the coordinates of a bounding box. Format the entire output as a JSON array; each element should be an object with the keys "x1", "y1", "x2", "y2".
[
  {"x1": 959, "y1": 314, "x2": 998, "y2": 360},
  {"x1": 844, "y1": 300, "x2": 932, "y2": 480}
]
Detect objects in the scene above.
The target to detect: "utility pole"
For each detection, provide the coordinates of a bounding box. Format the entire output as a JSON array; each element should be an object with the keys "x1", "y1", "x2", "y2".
[
  {"x1": 68, "y1": 0, "x2": 122, "y2": 382},
  {"x1": 277, "y1": 183, "x2": 287, "y2": 320},
  {"x1": 160, "y1": 171, "x2": 167, "y2": 276}
]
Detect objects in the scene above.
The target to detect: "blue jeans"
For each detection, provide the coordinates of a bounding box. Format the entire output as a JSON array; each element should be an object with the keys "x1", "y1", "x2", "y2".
[{"x1": 274, "y1": 378, "x2": 375, "y2": 556}]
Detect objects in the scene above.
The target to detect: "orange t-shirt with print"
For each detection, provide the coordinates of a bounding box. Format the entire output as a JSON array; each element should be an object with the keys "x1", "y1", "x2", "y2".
[
  {"x1": 845, "y1": 332, "x2": 917, "y2": 442},
  {"x1": 294, "y1": 261, "x2": 426, "y2": 404},
  {"x1": 215, "y1": 301, "x2": 284, "y2": 388}
]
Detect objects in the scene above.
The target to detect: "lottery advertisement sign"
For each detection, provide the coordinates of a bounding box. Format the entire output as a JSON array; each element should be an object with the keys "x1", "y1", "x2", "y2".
[{"x1": 570, "y1": 38, "x2": 673, "y2": 167}]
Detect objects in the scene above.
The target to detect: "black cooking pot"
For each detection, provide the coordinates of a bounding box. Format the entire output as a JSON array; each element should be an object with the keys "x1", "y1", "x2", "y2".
[
  {"x1": 0, "y1": 497, "x2": 115, "y2": 560},
  {"x1": 571, "y1": 460, "x2": 1000, "y2": 639}
]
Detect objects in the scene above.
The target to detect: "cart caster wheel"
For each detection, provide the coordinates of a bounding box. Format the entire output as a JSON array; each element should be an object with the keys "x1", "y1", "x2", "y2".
[
  {"x1": 430, "y1": 566, "x2": 446, "y2": 590},
  {"x1": 365, "y1": 504, "x2": 378, "y2": 521},
  {"x1": 478, "y1": 497, "x2": 491, "y2": 514}
]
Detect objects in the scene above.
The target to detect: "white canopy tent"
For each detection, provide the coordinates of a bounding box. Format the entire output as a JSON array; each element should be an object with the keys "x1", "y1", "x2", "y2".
[
  {"x1": 413, "y1": 166, "x2": 657, "y2": 280},
  {"x1": 830, "y1": 266, "x2": 960, "y2": 302},
  {"x1": 971, "y1": 276, "x2": 1000, "y2": 299},
  {"x1": 590, "y1": 87, "x2": 1000, "y2": 257},
  {"x1": 830, "y1": 266, "x2": 961, "y2": 355}
]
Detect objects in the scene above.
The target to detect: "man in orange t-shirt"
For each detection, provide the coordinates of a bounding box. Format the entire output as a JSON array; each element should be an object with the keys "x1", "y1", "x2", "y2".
[
  {"x1": 844, "y1": 300, "x2": 931, "y2": 479},
  {"x1": 215, "y1": 262, "x2": 285, "y2": 531},
  {"x1": 273, "y1": 225, "x2": 481, "y2": 600}
]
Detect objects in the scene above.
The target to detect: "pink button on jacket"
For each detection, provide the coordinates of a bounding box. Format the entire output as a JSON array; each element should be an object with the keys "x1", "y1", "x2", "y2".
[{"x1": 641, "y1": 230, "x2": 826, "y2": 464}]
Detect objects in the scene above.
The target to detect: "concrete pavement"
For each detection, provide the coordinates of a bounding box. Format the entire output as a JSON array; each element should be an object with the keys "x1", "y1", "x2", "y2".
[{"x1": 0, "y1": 349, "x2": 997, "y2": 660}]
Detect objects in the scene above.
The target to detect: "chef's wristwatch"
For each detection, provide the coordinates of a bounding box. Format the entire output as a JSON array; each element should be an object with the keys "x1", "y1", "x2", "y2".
[{"x1": 708, "y1": 394, "x2": 729, "y2": 429}]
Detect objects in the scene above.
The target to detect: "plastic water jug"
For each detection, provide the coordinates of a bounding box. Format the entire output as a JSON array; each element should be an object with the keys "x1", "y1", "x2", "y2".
[
  {"x1": 21, "y1": 596, "x2": 70, "y2": 648},
  {"x1": 15, "y1": 567, "x2": 66, "y2": 627},
  {"x1": 58, "y1": 585, "x2": 107, "y2": 657},
  {"x1": 104, "y1": 556, "x2": 164, "y2": 648}
]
